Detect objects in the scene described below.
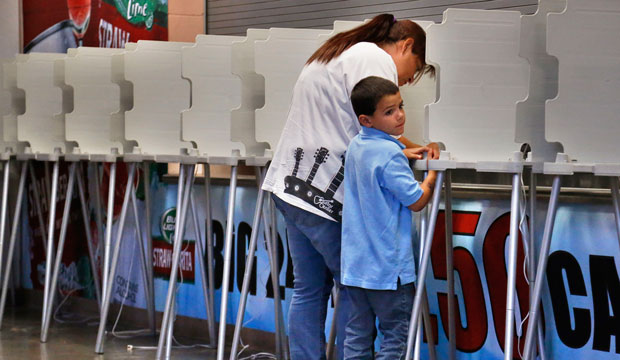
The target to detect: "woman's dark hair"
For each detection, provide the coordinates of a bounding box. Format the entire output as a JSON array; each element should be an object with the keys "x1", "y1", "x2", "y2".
[
  {"x1": 306, "y1": 14, "x2": 435, "y2": 82},
  {"x1": 351, "y1": 76, "x2": 400, "y2": 118}
]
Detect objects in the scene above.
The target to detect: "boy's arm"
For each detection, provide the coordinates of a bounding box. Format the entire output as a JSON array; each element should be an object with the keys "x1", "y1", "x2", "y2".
[
  {"x1": 408, "y1": 170, "x2": 437, "y2": 212},
  {"x1": 399, "y1": 136, "x2": 441, "y2": 160}
]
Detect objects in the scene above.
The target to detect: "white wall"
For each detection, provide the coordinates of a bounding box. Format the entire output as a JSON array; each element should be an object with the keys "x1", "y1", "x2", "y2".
[
  {"x1": 207, "y1": 0, "x2": 538, "y2": 35},
  {"x1": 0, "y1": 0, "x2": 21, "y2": 59}
]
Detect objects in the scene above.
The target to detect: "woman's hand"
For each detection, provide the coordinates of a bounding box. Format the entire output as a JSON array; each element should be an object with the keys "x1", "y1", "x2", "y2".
[{"x1": 427, "y1": 142, "x2": 440, "y2": 159}]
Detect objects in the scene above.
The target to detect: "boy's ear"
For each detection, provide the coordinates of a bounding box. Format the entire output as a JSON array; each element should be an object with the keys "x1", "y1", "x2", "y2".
[{"x1": 359, "y1": 114, "x2": 372, "y2": 127}]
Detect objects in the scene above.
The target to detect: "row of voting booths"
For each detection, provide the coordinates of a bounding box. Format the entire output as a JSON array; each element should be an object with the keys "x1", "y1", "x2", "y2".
[{"x1": 1, "y1": 0, "x2": 619, "y2": 359}]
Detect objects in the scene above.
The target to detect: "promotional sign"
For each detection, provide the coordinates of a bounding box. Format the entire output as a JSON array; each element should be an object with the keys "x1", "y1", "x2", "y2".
[
  {"x1": 23, "y1": 162, "x2": 97, "y2": 300},
  {"x1": 21, "y1": 172, "x2": 620, "y2": 358},
  {"x1": 22, "y1": 0, "x2": 167, "y2": 53}
]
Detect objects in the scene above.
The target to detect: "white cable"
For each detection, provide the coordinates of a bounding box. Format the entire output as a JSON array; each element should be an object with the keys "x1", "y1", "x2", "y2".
[
  {"x1": 52, "y1": 287, "x2": 100, "y2": 324},
  {"x1": 110, "y1": 182, "x2": 151, "y2": 338},
  {"x1": 235, "y1": 222, "x2": 278, "y2": 360},
  {"x1": 127, "y1": 193, "x2": 214, "y2": 352},
  {"x1": 516, "y1": 172, "x2": 531, "y2": 357},
  {"x1": 517, "y1": 311, "x2": 530, "y2": 359}
]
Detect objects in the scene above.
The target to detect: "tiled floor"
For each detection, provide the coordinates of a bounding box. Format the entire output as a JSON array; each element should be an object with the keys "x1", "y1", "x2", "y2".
[{"x1": 0, "y1": 307, "x2": 228, "y2": 359}]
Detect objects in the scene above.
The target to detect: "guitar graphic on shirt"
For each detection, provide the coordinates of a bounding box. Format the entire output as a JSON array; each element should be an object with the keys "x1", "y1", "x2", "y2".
[
  {"x1": 283, "y1": 146, "x2": 343, "y2": 221},
  {"x1": 306, "y1": 147, "x2": 329, "y2": 184},
  {"x1": 291, "y1": 148, "x2": 304, "y2": 177},
  {"x1": 325, "y1": 154, "x2": 345, "y2": 198}
]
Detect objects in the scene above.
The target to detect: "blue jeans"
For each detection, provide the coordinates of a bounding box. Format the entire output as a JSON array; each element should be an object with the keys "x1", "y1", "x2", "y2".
[
  {"x1": 344, "y1": 282, "x2": 415, "y2": 360},
  {"x1": 272, "y1": 194, "x2": 350, "y2": 360}
]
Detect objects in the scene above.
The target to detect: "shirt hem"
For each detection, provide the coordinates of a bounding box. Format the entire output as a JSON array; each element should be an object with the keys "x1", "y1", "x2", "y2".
[
  {"x1": 342, "y1": 275, "x2": 416, "y2": 290},
  {"x1": 268, "y1": 188, "x2": 339, "y2": 223}
]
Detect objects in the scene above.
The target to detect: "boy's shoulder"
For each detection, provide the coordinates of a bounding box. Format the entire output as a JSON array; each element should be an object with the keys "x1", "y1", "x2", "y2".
[{"x1": 347, "y1": 133, "x2": 405, "y2": 162}]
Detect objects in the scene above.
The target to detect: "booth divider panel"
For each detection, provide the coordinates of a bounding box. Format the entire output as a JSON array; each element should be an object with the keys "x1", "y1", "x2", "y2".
[
  {"x1": 254, "y1": 28, "x2": 330, "y2": 150},
  {"x1": 124, "y1": 41, "x2": 193, "y2": 157},
  {"x1": 515, "y1": 0, "x2": 566, "y2": 163},
  {"x1": 426, "y1": 9, "x2": 529, "y2": 163},
  {"x1": 182, "y1": 35, "x2": 245, "y2": 158},
  {"x1": 545, "y1": 0, "x2": 620, "y2": 164},
  {"x1": 64, "y1": 47, "x2": 128, "y2": 156},
  {"x1": 16, "y1": 53, "x2": 72, "y2": 155}
]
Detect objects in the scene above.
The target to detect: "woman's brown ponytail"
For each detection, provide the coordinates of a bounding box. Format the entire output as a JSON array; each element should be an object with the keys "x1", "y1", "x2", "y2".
[
  {"x1": 306, "y1": 13, "x2": 434, "y2": 81},
  {"x1": 306, "y1": 14, "x2": 396, "y2": 65}
]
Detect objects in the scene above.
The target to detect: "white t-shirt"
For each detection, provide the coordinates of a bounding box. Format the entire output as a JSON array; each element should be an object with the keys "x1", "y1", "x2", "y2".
[{"x1": 262, "y1": 42, "x2": 398, "y2": 222}]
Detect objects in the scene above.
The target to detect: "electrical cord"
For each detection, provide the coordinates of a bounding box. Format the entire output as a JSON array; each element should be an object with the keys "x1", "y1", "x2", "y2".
[
  {"x1": 109, "y1": 183, "x2": 153, "y2": 339},
  {"x1": 516, "y1": 172, "x2": 532, "y2": 359},
  {"x1": 129, "y1": 194, "x2": 282, "y2": 358},
  {"x1": 127, "y1": 199, "x2": 215, "y2": 352},
  {"x1": 52, "y1": 286, "x2": 99, "y2": 325},
  {"x1": 235, "y1": 262, "x2": 277, "y2": 360}
]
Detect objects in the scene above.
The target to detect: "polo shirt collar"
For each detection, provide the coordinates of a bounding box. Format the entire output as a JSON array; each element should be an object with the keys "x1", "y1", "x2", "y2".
[{"x1": 359, "y1": 126, "x2": 405, "y2": 149}]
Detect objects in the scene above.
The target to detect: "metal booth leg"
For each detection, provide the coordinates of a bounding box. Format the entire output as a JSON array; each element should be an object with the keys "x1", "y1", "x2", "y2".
[
  {"x1": 92, "y1": 162, "x2": 105, "y2": 266},
  {"x1": 94, "y1": 163, "x2": 136, "y2": 354},
  {"x1": 0, "y1": 160, "x2": 11, "y2": 312},
  {"x1": 0, "y1": 161, "x2": 28, "y2": 328},
  {"x1": 44, "y1": 162, "x2": 51, "y2": 209},
  {"x1": 527, "y1": 172, "x2": 537, "y2": 360},
  {"x1": 76, "y1": 164, "x2": 102, "y2": 310},
  {"x1": 405, "y1": 171, "x2": 445, "y2": 359},
  {"x1": 157, "y1": 163, "x2": 186, "y2": 359},
  {"x1": 29, "y1": 161, "x2": 48, "y2": 249},
  {"x1": 525, "y1": 173, "x2": 548, "y2": 360},
  {"x1": 41, "y1": 162, "x2": 77, "y2": 342},
  {"x1": 444, "y1": 170, "x2": 456, "y2": 360},
  {"x1": 41, "y1": 161, "x2": 60, "y2": 342},
  {"x1": 0, "y1": 160, "x2": 11, "y2": 325},
  {"x1": 414, "y1": 176, "x2": 438, "y2": 360},
  {"x1": 503, "y1": 173, "x2": 522, "y2": 360},
  {"x1": 165, "y1": 164, "x2": 196, "y2": 359},
  {"x1": 129, "y1": 180, "x2": 153, "y2": 338},
  {"x1": 230, "y1": 167, "x2": 267, "y2": 359},
  {"x1": 101, "y1": 162, "x2": 117, "y2": 309},
  {"x1": 204, "y1": 164, "x2": 217, "y2": 347},
  {"x1": 419, "y1": 288, "x2": 437, "y2": 360},
  {"x1": 413, "y1": 193, "x2": 428, "y2": 360},
  {"x1": 155, "y1": 164, "x2": 194, "y2": 359},
  {"x1": 414, "y1": 172, "x2": 439, "y2": 360},
  {"x1": 522, "y1": 176, "x2": 561, "y2": 360},
  {"x1": 215, "y1": 165, "x2": 239, "y2": 360},
  {"x1": 190, "y1": 189, "x2": 216, "y2": 348},
  {"x1": 142, "y1": 161, "x2": 156, "y2": 335},
  {"x1": 257, "y1": 177, "x2": 285, "y2": 358},
  {"x1": 268, "y1": 196, "x2": 287, "y2": 359}
]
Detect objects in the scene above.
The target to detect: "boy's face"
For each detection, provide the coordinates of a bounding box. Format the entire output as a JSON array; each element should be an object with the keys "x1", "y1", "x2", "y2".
[{"x1": 360, "y1": 92, "x2": 406, "y2": 136}]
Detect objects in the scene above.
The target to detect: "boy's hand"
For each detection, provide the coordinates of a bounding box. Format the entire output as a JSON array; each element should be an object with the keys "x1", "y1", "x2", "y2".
[
  {"x1": 402, "y1": 146, "x2": 430, "y2": 160},
  {"x1": 402, "y1": 143, "x2": 441, "y2": 160}
]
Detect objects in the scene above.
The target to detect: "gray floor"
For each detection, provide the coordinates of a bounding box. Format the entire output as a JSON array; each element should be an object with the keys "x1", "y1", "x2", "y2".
[{"x1": 0, "y1": 307, "x2": 223, "y2": 359}]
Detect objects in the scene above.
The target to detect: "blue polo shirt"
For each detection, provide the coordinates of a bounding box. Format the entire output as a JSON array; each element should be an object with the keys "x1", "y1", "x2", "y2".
[{"x1": 341, "y1": 126, "x2": 423, "y2": 290}]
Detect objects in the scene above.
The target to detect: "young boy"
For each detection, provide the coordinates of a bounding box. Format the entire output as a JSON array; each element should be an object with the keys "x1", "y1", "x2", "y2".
[{"x1": 341, "y1": 76, "x2": 436, "y2": 359}]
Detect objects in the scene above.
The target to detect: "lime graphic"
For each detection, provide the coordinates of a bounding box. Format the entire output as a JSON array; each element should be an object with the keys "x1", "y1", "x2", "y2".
[{"x1": 160, "y1": 207, "x2": 176, "y2": 244}]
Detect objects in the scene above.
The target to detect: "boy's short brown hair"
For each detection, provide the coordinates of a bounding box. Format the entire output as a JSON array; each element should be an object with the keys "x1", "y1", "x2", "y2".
[{"x1": 351, "y1": 76, "x2": 400, "y2": 118}]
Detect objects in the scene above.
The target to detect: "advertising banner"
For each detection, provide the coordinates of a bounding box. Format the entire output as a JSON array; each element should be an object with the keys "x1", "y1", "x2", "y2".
[
  {"x1": 143, "y1": 183, "x2": 620, "y2": 359},
  {"x1": 23, "y1": 162, "x2": 97, "y2": 300},
  {"x1": 22, "y1": 0, "x2": 167, "y2": 53},
  {"x1": 21, "y1": 172, "x2": 620, "y2": 358}
]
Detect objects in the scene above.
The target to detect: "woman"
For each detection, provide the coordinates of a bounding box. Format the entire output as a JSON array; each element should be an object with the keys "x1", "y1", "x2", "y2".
[{"x1": 262, "y1": 14, "x2": 439, "y2": 359}]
